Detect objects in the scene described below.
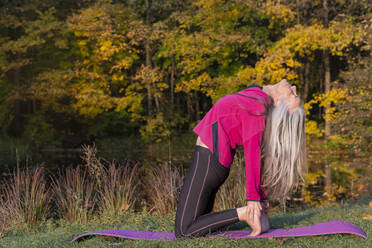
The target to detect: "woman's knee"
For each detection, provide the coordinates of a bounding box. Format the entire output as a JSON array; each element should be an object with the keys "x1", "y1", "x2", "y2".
[{"x1": 174, "y1": 223, "x2": 189, "y2": 238}]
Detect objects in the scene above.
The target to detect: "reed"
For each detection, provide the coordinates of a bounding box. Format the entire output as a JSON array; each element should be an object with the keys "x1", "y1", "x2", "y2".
[
  {"x1": 145, "y1": 163, "x2": 184, "y2": 216},
  {"x1": 98, "y1": 160, "x2": 139, "y2": 217},
  {"x1": 0, "y1": 166, "x2": 50, "y2": 230},
  {"x1": 80, "y1": 144, "x2": 103, "y2": 188},
  {"x1": 214, "y1": 152, "x2": 246, "y2": 211},
  {"x1": 51, "y1": 166, "x2": 95, "y2": 223}
]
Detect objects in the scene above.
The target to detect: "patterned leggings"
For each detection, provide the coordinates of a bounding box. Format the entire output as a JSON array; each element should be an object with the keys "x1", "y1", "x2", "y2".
[{"x1": 174, "y1": 145, "x2": 239, "y2": 238}]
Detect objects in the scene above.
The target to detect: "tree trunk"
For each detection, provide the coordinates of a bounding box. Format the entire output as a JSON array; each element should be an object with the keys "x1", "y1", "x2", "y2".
[
  {"x1": 323, "y1": 0, "x2": 332, "y2": 197},
  {"x1": 7, "y1": 56, "x2": 23, "y2": 137},
  {"x1": 296, "y1": 0, "x2": 301, "y2": 24},
  {"x1": 170, "y1": 55, "x2": 175, "y2": 110},
  {"x1": 298, "y1": 67, "x2": 304, "y2": 96},
  {"x1": 323, "y1": 0, "x2": 331, "y2": 137},
  {"x1": 323, "y1": 49, "x2": 331, "y2": 137},
  {"x1": 304, "y1": 61, "x2": 310, "y2": 102},
  {"x1": 152, "y1": 81, "x2": 160, "y2": 113},
  {"x1": 145, "y1": 0, "x2": 152, "y2": 117},
  {"x1": 195, "y1": 93, "x2": 200, "y2": 121},
  {"x1": 186, "y1": 94, "x2": 194, "y2": 122}
]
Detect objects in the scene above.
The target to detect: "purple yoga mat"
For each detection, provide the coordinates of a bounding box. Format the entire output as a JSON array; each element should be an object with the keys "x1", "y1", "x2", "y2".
[{"x1": 71, "y1": 221, "x2": 367, "y2": 242}]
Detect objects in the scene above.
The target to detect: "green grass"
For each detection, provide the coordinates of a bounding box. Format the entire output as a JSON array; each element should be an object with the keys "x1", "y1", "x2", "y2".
[{"x1": 0, "y1": 193, "x2": 370, "y2": 248}]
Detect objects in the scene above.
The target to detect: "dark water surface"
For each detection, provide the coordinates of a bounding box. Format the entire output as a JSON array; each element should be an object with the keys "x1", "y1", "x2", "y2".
[{"x1": 0, "y1": 135, "x2": 370, "y2": 206}]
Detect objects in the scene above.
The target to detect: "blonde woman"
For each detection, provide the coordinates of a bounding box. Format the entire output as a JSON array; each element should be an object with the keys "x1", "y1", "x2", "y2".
[{"x1": 175, "y1": 79, "x2": 306, "y2": 237}]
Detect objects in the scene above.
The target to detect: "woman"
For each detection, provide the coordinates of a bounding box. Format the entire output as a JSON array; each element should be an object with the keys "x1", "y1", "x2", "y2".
[{"x1": 175, "y1": 79, "x2": 306, "y2": 238}]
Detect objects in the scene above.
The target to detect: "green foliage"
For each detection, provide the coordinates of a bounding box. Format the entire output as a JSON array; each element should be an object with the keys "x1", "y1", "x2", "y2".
[
  {"x1": 67, "y1": 1, "x2": 146, "y2": 120},
  {"x1": 0, "y1": 79, "x2": 13, "y2": 135},
  {"x1": 23, "y1": 111, "x2": 60, "y2": 148},
  {"x1": 0, "y1": 0, "x2": 369, "y2": 146},
  {"x1": 157, "y1": 0, "x2": 291, "y2": 100},
  {"x1": 140, "y1": 113, "x2": 171, "y2": 143}
]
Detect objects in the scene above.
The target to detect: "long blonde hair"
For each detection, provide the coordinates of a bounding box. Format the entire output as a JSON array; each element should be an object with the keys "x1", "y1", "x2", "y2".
[{"x1": 260, "y1": 100, "x2": 307, "y2": 201}]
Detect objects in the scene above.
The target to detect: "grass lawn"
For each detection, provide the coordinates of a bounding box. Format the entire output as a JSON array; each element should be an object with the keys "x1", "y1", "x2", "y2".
[{"x1": 0, "y1": 193, "x2": 370, "y2": 248}]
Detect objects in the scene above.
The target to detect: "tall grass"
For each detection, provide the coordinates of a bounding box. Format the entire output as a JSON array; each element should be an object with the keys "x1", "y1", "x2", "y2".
[
  {"x1": 80, "y1": 144, "x2": 103, "y2": 188},
  {"x1": 0, "y1": 167, "x2": 50, "y2": 230},
  {"x1": 51, "y1": 144, "x2": 141, "y2": 223},
  {"x1": 52, "y1": 166, "x2": 95, "y2": 223},
  {"x1": 214, "y1": 153, "x2": 246, "y2": 211},
  {"x1": 98, "y1": 161, "x2": 139, "y2": 217},
  {"x1": 144, "y1": 153, "x2": 247, "y2": 215},
  {"x1": 1, "y1": 142, "x2": 363, "y2": 233},
  {"x1": 81, "y1": 144, "x2": 140, "y2": 217},
  {"x1": 145, "y1": 163, "x2": 184, "y2": 216}
]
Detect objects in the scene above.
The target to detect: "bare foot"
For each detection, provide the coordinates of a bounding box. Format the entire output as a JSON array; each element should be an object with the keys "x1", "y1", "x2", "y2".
[
  {"x1": 248, "y1": 212, "x2": 262, "y2": 236},
  {"x1": 237, "y1": 205, "x2": 262, "y2": 236}
]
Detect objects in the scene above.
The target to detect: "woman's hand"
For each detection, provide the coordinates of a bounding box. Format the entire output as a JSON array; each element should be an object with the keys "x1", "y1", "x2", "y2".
[
  {"x1": 237, "y1": 201, "x2": 270, "y2": 236},
  {"x1": 246, "y1": 201, "x2": 262, "y2": 236},
  {"x1": 237, "y1": 201, "x2": 262, "y2": 236}
]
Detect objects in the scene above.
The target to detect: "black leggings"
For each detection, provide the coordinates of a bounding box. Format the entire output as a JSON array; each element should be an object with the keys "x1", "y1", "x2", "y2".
[{"x1": 175, "y1": 145, "x2": 239, "y2": 238}]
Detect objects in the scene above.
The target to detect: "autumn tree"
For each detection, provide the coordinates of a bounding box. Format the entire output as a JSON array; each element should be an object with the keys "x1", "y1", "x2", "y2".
[{"x1": 0, "y1": 0, "x2": 69, "y2": 145}]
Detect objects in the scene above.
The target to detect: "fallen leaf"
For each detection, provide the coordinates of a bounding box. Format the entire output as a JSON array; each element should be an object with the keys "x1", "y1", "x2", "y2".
[
  {"x1": 359, "y1": 184, "x2": 364, "y2": 191},
  {"x1": 362, "y1": 213, "x2": 372, "y2": 220},
  {"x1": 122, "y1": 203, "x2": 130, "y2": 210},
  {"x1": 277, "y1": 238, "x2": 287, "y2": 245}
]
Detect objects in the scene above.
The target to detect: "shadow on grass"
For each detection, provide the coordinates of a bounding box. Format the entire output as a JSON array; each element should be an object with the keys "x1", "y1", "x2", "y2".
[
  {"x1": 344, "y1": 187, "x2": 371, "y2": 208},
  {"x1": 225, "y1": 188, "x2": 371, "y2": 233},
  {"x1": 223, "y1": 211, "x2": 315, "y2": 232},
  {"x1": 269, "y1": 212, "x2": 316, "y2": 228}
]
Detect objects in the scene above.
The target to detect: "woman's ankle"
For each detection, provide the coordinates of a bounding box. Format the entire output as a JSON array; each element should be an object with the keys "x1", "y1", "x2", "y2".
[{"x1": 236, "y1": 206, "x2": 247, "y2": 221}]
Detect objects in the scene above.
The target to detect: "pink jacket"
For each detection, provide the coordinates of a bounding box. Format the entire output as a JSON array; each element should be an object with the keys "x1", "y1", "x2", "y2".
[{"x1": 193, "y1": 86, "x2": 271, "y2": 201}]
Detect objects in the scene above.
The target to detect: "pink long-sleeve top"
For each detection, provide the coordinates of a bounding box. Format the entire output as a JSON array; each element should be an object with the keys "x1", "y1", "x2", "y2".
[{"x1": 193, "y1": 86, "x2": 271, "y2": 201}]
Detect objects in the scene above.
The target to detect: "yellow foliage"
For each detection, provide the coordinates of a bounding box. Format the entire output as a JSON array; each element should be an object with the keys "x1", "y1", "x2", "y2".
[
  {"x1": 99, "y1": 40, "x2": 112, "y2": 51},
  {"x1": 175, "y1": 72, "x2": 212, "y2": 93},
  {"x1": 251, "y1": 21, "x2": 363, "y2": 85},
  {"x1": 73, "y1": 87, "x2": 115, "y2": 118},
  {"x1": 140, "y1": 114, "x2": 171, "y2": 143},
  {"x1": 306, "y1": 171, "x2": 324, "y2": 184},
  {"x1": 264, "y1": 1, "x2": 295, "y2": 29},
  {"x1": 305, "y1": 120, "x2": 323, "y2": 137},
  {"x1": 303, "y1": 87, "x2": 349, "y2": 137},
  {"x1": 306, "y1": 88, "x2": 348, "y2": 125}
]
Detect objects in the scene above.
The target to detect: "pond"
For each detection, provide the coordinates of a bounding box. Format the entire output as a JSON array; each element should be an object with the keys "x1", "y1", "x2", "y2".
[{"x1": 0, "y1": 135, "x2": 369, "y2": 208}]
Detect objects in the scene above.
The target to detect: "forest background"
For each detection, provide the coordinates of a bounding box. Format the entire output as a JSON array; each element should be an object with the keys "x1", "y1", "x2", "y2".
[{"x1": 0, "y1": 0, "x2": 371, "y2": 220}]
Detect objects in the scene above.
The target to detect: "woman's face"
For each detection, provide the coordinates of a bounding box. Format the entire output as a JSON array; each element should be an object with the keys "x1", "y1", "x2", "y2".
[{"x1": 274, "y1": 79, "x2": 300, "y2": 113}]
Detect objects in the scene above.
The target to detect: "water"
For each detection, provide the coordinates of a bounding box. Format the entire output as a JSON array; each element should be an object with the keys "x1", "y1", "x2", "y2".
[{"x1": 0, "y1": 135, "x2": 369, "y2": 206}]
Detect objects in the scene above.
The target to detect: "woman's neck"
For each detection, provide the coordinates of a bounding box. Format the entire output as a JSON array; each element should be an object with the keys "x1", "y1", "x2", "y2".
[{"x1": 262, "y1": 85, "x2": 277, "y2": 104}]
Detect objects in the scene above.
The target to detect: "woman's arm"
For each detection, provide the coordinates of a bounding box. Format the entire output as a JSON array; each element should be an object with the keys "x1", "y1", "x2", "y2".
[
  {"x1": 241, "y1": 129, "x2": 269, "y2": 236},
  {"x1": 243, "y1": 132, "x2": 265, "y2": 201}
]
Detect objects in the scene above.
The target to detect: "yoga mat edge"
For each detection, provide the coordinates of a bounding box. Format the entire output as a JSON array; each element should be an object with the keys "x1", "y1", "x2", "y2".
[{"x1": 71, "y1": 220, "x2": 367, "y2": 243}]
